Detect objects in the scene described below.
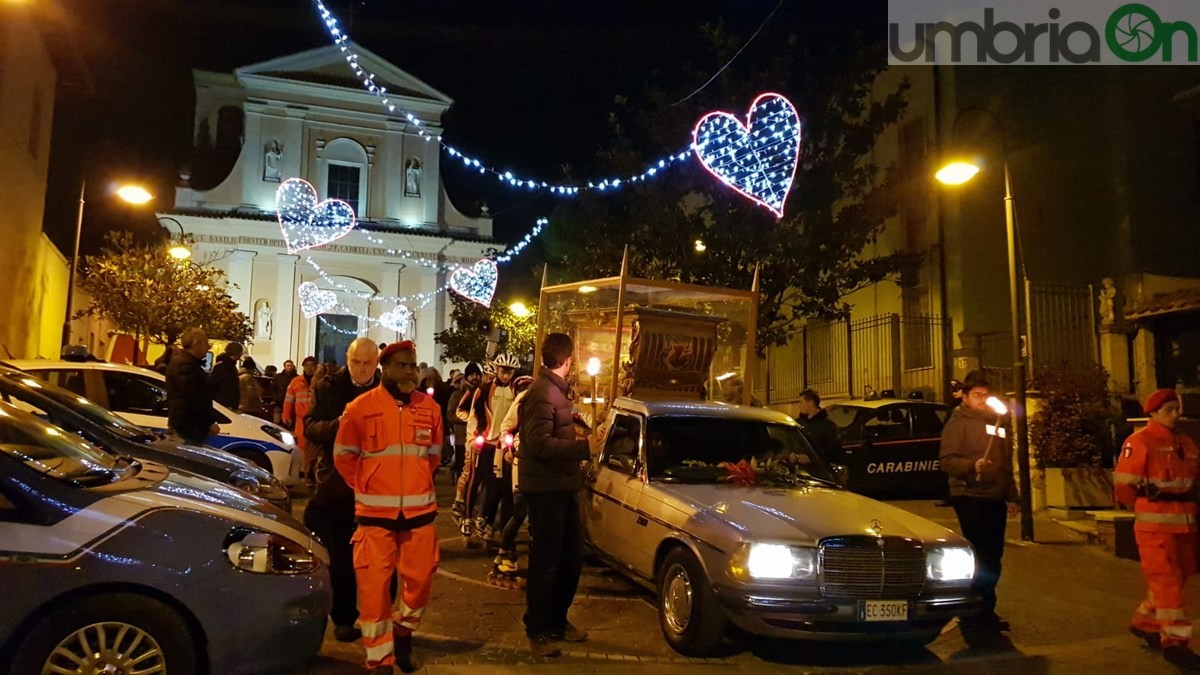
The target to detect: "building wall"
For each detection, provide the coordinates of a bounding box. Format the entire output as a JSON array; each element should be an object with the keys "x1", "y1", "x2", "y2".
[{"x1": 0, "y1": 18, "x2": 57, "y2": 358}]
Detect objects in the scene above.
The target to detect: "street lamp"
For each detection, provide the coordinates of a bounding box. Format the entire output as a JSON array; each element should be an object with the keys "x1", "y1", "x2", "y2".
[
  {"x1": 158, "y1": 217, "x2": 192, "y2": 261},
  {"x1": 509, "y1": 301, "x2": 532, "y2": 318},
  {"x1": 935, "y1": 107, "x2": 1034, "y2": 541},
  {"x1": 62, "y1": 180, "x2": 153, "y2": 350}
]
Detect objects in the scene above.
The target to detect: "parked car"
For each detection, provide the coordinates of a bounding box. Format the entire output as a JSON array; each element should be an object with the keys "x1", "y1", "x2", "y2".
[
  {"x1": 0, "y1": 400, "x2": 330, "y2": 674},
  {"x1": 825, "y1": 398, "x2": 952, "y2": 499},
  {"x1": 9, "y1": 360, "x2": 297, "y2": 482},
  {"x1": 0, "y1": 365, "x2": 290, "y2": 511},
  {"x1": 582, "y1": 398, "x2": 981, "y2": 656}
]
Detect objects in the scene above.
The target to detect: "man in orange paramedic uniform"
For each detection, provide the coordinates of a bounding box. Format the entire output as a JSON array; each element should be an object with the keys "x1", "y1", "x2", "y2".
[
  {"x1": 1115, "y1": 388, "x2": 1200, "y2": 670},
  {"x1": 335, "y1": 340, "x2": 442, "y2": 674},
  {"x1": 283, "y1": 356, "x2": 318, "y2": 486}
]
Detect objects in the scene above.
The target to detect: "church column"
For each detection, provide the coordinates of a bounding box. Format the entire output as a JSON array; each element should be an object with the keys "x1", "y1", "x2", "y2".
[
  {"x1": 376, "y1": 262, "x2": 406, "y2": 344},
  {"x1": 275, "y1": 254, "x2": 298, "y2": 363},
  {"x1": 227, "y1": 250, "x2": 257, "y2": 319}
]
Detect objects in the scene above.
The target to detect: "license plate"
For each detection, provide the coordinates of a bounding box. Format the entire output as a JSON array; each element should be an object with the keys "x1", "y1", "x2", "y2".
[{"x1": 862, "y1": 600, "x2": 908, "y2": 622}]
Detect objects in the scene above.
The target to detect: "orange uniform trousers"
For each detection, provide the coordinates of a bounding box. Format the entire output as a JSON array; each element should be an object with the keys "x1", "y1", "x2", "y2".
[
  {"x1": 352, "y1": 522, "x2": 440, "y2": 669},
  {"x1": 1131, "y1": 529, "x2": 1197, "y2": 648}
]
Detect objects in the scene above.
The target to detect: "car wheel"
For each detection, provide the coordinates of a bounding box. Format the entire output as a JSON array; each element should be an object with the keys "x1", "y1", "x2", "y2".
[
  {"x1": 232, "y1": 448, "x2": 272, "y2": 472},
  {"x1": 12, "y1": 593, "x2": 198, "y2": 675},
  {"x1": 657, "y1": 547, "x2": 728, "y2": 656}
]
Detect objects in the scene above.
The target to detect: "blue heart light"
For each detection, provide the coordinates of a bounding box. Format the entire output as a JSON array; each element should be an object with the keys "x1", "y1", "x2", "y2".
[
  {"x1": 449, "y1": 259, "x2": 498, "y2": 307},
  {"x1": 692, "y1": 92, "x2": 802, "y2": 219},
  {"x1": 276, "y1": 178, "x2": 358, "y2": 253}
]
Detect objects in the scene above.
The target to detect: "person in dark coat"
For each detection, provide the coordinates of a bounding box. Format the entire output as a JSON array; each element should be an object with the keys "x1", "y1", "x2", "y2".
[
  {"x1": 210, "y1": 342, "x2": 244, "y2": 409},
  {"x1": 165, "y1": 328, "x2": 220, "y2": 446},
  {"x1": 303, "y1": 338, "x2": 380, "y2": 643},
  {"x1": 795, "y1": 389, "x2": 843, "y2": 465},
  {"x1": 272, "y1": 360, "x2": 298, "y2": 423},
  {"x1": 517, "y1": 333, "x2": 598, "y2": 657}
]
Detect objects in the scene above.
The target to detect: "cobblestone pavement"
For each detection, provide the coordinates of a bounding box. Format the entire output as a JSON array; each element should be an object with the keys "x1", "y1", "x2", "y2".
[{"x1": 292, "y1": 474, "x2": 1196, "y2": 674}]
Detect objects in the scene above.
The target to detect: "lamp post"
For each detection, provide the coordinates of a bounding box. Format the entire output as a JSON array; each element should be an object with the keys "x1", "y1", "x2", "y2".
[
  {"x1": 935, "y1": 109, "x2": 1034, "y2": 542},
  {"x1": 158, "y1": 217, "x2": 192, "y2": 261},
  {"x1": 62, "y1": 180, "x2": 154, "y2": 350}
]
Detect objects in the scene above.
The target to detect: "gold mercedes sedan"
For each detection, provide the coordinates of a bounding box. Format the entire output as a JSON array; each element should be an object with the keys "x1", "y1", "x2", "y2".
[{"x1": 582, "y1": 398, "x2": 983, "y2": 656}]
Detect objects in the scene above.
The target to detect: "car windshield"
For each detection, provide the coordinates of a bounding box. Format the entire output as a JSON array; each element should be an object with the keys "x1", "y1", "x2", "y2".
[
  {"x1": 645, "y1": 415, "x2": 835, "y2": 485},
  {"x1": 0, "y1": 402, "x2": 124, "y2": 484},
  {"x1": 0, "y1": 371, "x2": 156, "y2": 442}
]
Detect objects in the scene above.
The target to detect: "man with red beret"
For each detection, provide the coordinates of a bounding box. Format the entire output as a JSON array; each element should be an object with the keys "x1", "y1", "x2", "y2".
[
  {"x1": 335, "y1": 340, "x2": 443, "y2": 674},
  {"x1": 1115, "y1": 388, "x2": 1200, "y2": 669}
]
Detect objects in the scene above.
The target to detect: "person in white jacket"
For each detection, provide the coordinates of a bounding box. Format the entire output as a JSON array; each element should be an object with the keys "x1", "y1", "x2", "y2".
[{"x1": 494, "y1": 375, "x2": 534, "y2": 575}]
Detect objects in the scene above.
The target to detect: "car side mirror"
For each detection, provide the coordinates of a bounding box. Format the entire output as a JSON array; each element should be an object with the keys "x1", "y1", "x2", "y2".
[
  {"x1": 607, "y1": 453, "x2": 637, "y2": 474},
  {"x1": 829, "y1": 463, "x2": 850, "y2": 487}
]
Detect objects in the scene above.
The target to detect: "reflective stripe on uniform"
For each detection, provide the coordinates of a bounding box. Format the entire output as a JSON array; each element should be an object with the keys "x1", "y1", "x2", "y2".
[
  {"x1": 1113, "y1": 472, "x2": 1144, "y2": 485},
  {"x1": 1159, "y1": 608, "x2": 1187, "y2": 621},
  {"x1": 1151, "y1": 478, "x2": 1194, "y2": 489},
  {"x1": 1163, "y1": 623, "x2": 1193, "y2": 638},
  {"x1": 364, "y1": 640, "x2": 394, "y2": 663},
  {"x1": 355, "y1": 491, "x2": 437, "y2": 508},
  {"x1": 360, "y1": 619, "x2": 392, "y2": 639},
  {"x1": 334, "y1": 443, "x2": 361, "y2": 457},
  {"x1": 1136, "y1": 511, "x2": 1197, "y2": 525}
]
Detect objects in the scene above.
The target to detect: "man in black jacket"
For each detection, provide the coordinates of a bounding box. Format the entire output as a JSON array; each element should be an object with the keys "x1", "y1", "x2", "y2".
[
  {"x1": 210, "y1": 342, "x2": 244, "y2": 409},
  {"x1": 165, "y1": 328, "x2": 221, "y2": 445},
  {"x1": 303, "y1": 338, "x2": 380, "y2": 643},
  {"x1": 795, "y1": 389, "x2": 843, "y2": 465},
  {"x1": 517, "y1": 333, "x2": 597, "y2": 657}
]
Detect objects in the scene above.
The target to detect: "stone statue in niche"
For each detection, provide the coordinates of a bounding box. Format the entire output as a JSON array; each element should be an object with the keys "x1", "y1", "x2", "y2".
[
  {"x1": 1099, "y1": 277, "x2": 1117, "y2": 328},
  {"x1": 254, "y1": 299, "x2": 273, "y2": 341},
  {"x1": 405, "y1": 157, "x2": 422, "y2": 197},
  {"x1": 263, "y1": 140, "x2": 283, "y2": 182}
]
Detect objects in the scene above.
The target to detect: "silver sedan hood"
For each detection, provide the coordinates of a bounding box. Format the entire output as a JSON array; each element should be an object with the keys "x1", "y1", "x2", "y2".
[{"x1": 658, "y1": 483, "x2": 966, "y2": 546}]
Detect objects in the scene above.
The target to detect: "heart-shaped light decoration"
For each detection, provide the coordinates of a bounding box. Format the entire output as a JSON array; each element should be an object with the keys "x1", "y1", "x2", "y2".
[
  {"x1": 692, "y1": 92, "x2": 802, "y2": 218},
  {"x1": 449, "y1": 259, "x2": 499, "y2": 307},
  {"x1": 276, "y1": 178, "x2": 358, "y2": 253},
  {"x1": 379, "y1": 305, "x2": 412, "y2": 334},
  {"x1": 297, "y1": 282, "x2": 338, "y2": 318}
]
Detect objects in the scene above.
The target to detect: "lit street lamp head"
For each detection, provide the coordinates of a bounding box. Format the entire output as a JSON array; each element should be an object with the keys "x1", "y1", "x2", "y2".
[
  {"x1": 115, "y1": 184, "x2": 154, "y2": 204},
  {"x1": 509, "y1": 301, "x2": 532, "y2": 318},
  {"x1": 934, "y1": 161, "x2": 981, "y2": 186},
  {"x1": 168, "y1": 245, "x2": 192, "y2": 260}
]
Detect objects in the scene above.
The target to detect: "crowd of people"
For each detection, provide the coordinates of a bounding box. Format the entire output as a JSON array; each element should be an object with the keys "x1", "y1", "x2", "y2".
[{"x1": 162, "y1": 328, "x2": 601, "y2": 673}]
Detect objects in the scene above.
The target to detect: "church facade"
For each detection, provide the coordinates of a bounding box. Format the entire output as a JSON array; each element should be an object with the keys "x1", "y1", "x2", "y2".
[{"x1": 162, "y1": 44, "x2": 497, "y2": 368}]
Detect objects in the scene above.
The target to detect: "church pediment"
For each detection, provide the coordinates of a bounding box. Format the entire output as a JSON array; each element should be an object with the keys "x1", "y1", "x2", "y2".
[{"x1": 235, "y1": 43, "x2": 452, "y2": 106}]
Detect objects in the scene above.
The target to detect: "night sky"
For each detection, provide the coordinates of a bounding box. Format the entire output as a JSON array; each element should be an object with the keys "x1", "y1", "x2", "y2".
[{"x1": 44, "y1": 0, "x2": 879, "y2": 298}]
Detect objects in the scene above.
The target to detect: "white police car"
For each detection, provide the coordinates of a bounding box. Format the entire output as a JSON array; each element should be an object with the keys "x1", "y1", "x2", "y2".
[{"x1": 9, "y1": 361, "x2": 297, "y2": 483}]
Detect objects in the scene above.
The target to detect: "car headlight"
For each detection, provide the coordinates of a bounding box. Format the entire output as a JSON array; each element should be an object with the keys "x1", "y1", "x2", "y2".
[
  {"x1": 230, "y1": 469, "x2": 289, "y2": 502},
  {"x1": 224, "y1": 528, "x2": 318, "y2": 575},
  {"x1": 926, "y1": 546, "x2": 975, "y2": 582},
  {"x1": 728, "y1": 543, "x2": 816, "y2": 581},
  {"x1": 261, "y1": 424, "x2": 296, "y2": 449}
]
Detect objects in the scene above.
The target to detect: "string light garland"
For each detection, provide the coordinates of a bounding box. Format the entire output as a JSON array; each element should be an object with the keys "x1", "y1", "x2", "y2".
[
  {"x1": 298, "y1": 282, "x2": 338, "y2": 318},
  {"x1": 312, "y1": 0, "x2": 694, "y2": 195},
  {"x1": 277, "y1": 178, "x2": 358, "y2": 252},
  {"x1": 304, "y1": 256, "x2": 452, "y2": 305},
  {"x1": 449, "y1": 259, "x2": 499, "y2": 307},
  {"x1": 692, "y1": 92, "x2": 802, "y2": 218}
]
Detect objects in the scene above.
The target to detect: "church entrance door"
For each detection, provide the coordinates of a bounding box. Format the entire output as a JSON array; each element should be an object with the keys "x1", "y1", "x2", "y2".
[{"x1": 315, "y1": 315, "x2": 357, "y2": 366}]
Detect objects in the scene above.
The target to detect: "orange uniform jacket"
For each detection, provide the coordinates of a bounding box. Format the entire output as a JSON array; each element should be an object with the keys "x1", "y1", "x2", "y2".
[
  {"x1": 283, "y1": 375, "x2": 313, "y2": 451},
  {"x1": 333, "y1": 386, "x2": 444, "y2": 521},
  {"x1": 1114, "y1": 420, "x2": 1200, "y2": 533}
]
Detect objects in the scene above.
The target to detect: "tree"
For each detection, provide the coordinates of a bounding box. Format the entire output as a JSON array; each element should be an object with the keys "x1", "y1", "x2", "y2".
[
  {"x1": 77, "y1": 231, "x2": 253, "y2": 348},
  {"x1": 541, "y1": 26, "x2": 917, "y2": 350},
  {"x1": 434, "y1": 293, "x2": 537, "y2": 365}
]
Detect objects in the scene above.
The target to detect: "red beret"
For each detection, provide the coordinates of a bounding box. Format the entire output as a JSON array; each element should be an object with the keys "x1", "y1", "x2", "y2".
[
  {"x1": 1144, "y1": 388, "x2": 1178, "y2": 414},
  {"x1": 379, "y1": 340, "x2": 416, "y2": 365}
]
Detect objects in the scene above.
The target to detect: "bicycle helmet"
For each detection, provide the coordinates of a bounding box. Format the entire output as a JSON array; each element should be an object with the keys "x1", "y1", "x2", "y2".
[
  {"x1": 482, "y1": 361, "x2": 496, "y2": 376},
  {"x1": 493, "y1": 353, "x2": 521, "y2": 369}
]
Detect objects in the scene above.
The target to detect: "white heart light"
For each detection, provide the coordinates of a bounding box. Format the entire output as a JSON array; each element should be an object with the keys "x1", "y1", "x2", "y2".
[
  {"x1": 449, "y1": 259, "x2": 499, "y2": 307},
  {"x1": 297, "y1": 282, "x2": 338, "y2": 318},
  {"x1": 379, "y1": 305, "x2": 412, "y2": 334},
  {"x1": 692, "y1": 92, "x2": 802, "y2": 218},
  {"x1": 276, "y1": 178, "x2": 358, "y2": 253}
]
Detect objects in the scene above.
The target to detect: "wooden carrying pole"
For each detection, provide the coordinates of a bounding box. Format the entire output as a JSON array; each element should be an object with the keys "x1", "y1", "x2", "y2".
[
  {"x1": 744, "y1": 264, "x2": 760, "y2": 406},
  {"x1": 534, "y1": 264, "x2": 549, "y2": 373},
  {"x1": 610, "y1": 246, "x2": 630, "y2": 404}
]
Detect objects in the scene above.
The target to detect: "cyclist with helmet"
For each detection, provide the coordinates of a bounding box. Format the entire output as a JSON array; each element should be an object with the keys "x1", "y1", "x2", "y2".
[
  {"x1": 488, "y1": 374, "x2": 536, "y2": 588},
  {"x1": 451, "y1": 362, "x2": 484, "y2": 524}
]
